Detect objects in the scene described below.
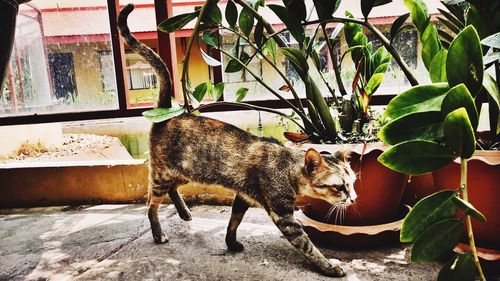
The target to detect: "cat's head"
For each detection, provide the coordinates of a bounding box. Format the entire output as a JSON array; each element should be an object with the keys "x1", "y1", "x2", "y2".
[{"x1": 298, "y1": 148, "x2": 357, "y2": 205}]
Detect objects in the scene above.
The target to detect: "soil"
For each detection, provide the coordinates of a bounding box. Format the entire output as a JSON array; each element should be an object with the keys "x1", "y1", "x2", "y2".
[{"x1": 1, "y1": 134, "x2": 120, "y2": 162}]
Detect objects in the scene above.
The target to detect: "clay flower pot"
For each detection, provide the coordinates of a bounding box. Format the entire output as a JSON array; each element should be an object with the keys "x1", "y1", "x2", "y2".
[
  {"x1": 295, "y1": 205, "x2": 410, "y2": 248},
  {"x1": 290, "y1": 142, "x2": 408, "y2": 226},
  {"x1": 433, "y1": 150, "x2": 500, "y2": 250},
  {"x1": 401, "y1": 173, "x2": 436, "y2": 206}
]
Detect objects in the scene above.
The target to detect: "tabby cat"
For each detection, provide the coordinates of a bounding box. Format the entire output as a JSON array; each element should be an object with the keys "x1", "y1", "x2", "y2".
[{"x1": 118, "y1": 4, "x2": 357, "y2": 277}]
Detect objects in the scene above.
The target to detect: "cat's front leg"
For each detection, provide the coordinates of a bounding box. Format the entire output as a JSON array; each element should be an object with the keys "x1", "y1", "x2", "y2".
[{"x1": 271, "y1": 212, "x2": 346, "y2": 277}]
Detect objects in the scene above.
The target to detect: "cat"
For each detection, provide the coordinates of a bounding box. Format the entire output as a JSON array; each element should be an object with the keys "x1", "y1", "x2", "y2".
[{"x1": 118, "y1": 4, "x2": 357, "y2": 277}]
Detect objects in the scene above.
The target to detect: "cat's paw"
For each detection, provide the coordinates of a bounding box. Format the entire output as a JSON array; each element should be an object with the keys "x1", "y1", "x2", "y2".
[
  {"x1": 153, "y1": 232, "x2": 169, "y2": 244},
  {"x1": 178, "y1": 211, "x2": 192, "y2": 221},
  {"x1": 227, "y1": 241, "x2": 245, "y2": 252},
  {"x1": 320, "y1": 265, "x2": 345, "y2": 277},
  {"x1": 320, "y1": 259, "x2": 345, "y2": 277}
]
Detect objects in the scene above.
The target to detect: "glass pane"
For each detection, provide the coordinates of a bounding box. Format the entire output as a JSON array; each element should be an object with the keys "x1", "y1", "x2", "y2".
[
  {"x1": 118, "y1": 0, "x2": 161, "y2": 108},
  {"x1": 0, "y1": 1, "x2": 119, "y2": 117}
]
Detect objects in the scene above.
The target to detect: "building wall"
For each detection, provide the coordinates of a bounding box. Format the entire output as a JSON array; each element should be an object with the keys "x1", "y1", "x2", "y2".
[{"x1": 47, "y1": 41, "x2": 113, "y2": 103}]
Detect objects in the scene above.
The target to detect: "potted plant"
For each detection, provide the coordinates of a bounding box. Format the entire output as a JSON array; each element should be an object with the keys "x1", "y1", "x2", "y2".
[{"x1": 377, "y1": 0, "x2": 499, "y2": 278}]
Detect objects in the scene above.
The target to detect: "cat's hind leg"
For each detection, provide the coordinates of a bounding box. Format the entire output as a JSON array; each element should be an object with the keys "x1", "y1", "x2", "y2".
[
  {"x1": 168, "y1": 187, "x2": 192, "y2": 221},
  {"x1": 225, "y1": 193, "x2": 250, "y2": 252}
]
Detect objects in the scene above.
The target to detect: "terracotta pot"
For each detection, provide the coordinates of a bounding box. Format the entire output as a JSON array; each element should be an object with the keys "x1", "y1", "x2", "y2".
[
  {"x1": 433, "y1": 150, "x2": 500, "y2": 250},
  {"x1": 295, "y1": 205, "x2": 410, "y2": 248},
  {"x1": 290, "y1": 142, "x2": 408, "y2": 226},
  {"x1": 401, "y1": 173, "x2": 436, "y2": 206},
  {"x1": 454, "y1": 243, "x2": 500, "y2": 275}
]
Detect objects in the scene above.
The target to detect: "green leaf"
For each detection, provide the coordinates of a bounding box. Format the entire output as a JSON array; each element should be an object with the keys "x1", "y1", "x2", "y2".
[
  {"x1": 443, "y1": 108, "x2": 475, "y2": 158},
  {"x1": 202, "y1": 31, "x2": 219, "y2": 47},
  {"x1": 452, "y1": 197, "x2": 486, "y2": 222},
  {"x1": 225, "y1": 0, "x2": 238, "y2": 28},
  {"x1": 481, "y1": 32, "x2": 500, "y2": 48},
  {"x1": 268, "y1": 4, "x2": 305, "y2": 45},
  {"x1": 429, "y1": 49, "x2": 447, "y2": 83},
  {"x1": 437, "y1": 8, "x2": 464, "y2": 30},
  {"x1": 465, "y1": 4, "x2": 490, "y2": 39},
  {"x1": 483, "y1": 73, "x2": 500, "y2": 112},
  {"x1": 373, "y1": 62, "x2": 389, "y2": 75},
  {"x1": 207, "y1": 2, "x2": 222, "y2": 24},
  {"x1": 378, "y1": 111, "x2": 444, "y2": 145},
  {"x1": 211, "y1": 82, "x2": 224, "y2": 101},
  {"x1": 262, "y1": 37, "x2": 278, "y2": 63},
  {"x1": 200, "y1": 48, "x2": 222, "y2": 67},
  {"x1": 411, "y1": 218, "x2": 462, "y2": 262},
  {"x1": 383, "y1": 83, "x2": 450, "y2": 120},
  {"x1": 438, "y1": 16, "x2": 461, "y2": 35},
  {"x1": 365, "y1": 73, "x2": 385, "y2": 95},
  {"x1": 158, "y1": 12, "x2": 198, "y2": 33},
  {"x1": 400, "y1": 190, "x2": 457, "y2": 243},
  {"x1": 311, "y1": 49, "x2": 321, "y2": 70},
  {"x1": 370, "y1": 46, "x2": 391, "y2": 74},
  {"x1": 281, "y1": 47, "x2": 309, "y2": 75},
  {"x1": 421, "y1": 23, "x2": 441, "y2": 70},
  {"x1": 307, "y1": 100, "x2": 326, "y2": 133},
  {"x1": 362, "y1": 0, "x2": 392, "y2": 20},
  {"x1": 378, "y1": 140, "x2": 455, "y2": 175},
  {"x1": 438, "y1": 254, "x2": 477, "y2": 281},
  {"x1": 225, "y1": 59, "x2": 242, "y2": 73},
  {"x1": 142, "y1": 107, "x2": 185, "y2": 123},
  {"x1": 441, "y1": 84, "x2": 479, "y2": 129},
  {"x1": 254, "y1": 21, "x2": 264, "y2": 47},
  {"x1": 239, "y1": 7, "x2": 254, "y2": 37},
  {"x1": 446, "y1": 26, "x2": 484, "y2": 96},
  {"x1": 283, "y1": 0, "x2": 307, "y2": 21},
  {"x1": 313, "y1": 0, "x2": 339, "y2": 20},
  {"x1": 403, "y1": 0, "x2": 430, "y2": 34},
  {"x1": 235, "y1": 87, "x2": 249, "y2": 102},
  {"x1": 483, "y1": 52, "x2": 500, "y2": 65},
  {"x1": 192, "y1": 82, "x2": 210, "y2": 101}
]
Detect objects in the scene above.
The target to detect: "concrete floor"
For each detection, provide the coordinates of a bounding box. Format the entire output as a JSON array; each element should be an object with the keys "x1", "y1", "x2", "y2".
[{"x1": 0, "y1": 204, "x2": 441, "y2": 281}]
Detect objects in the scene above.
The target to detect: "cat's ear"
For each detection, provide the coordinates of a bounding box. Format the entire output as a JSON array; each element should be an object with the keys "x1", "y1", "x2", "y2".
[
  {"x1": 304, "y1": 148, "x2": 323, "y2": 174},
  {"x1": 335, "y1": 150, "x2": 351, "y2": 162}
]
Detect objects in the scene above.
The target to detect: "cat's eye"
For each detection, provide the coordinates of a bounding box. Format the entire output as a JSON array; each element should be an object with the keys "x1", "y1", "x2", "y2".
[{"x1": 334, "y1": 185, "x2": 346, "y2": 192}]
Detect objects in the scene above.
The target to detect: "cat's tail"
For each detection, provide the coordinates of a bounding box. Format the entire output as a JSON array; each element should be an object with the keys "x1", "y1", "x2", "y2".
[{"x1": 117, "y1": 4, "x2": 172, "y2": 108}]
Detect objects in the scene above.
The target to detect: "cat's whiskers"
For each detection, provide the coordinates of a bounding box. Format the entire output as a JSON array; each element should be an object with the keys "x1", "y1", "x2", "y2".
[{"x1": 324, "y1": 203, "x2": 340, "y2": 222}]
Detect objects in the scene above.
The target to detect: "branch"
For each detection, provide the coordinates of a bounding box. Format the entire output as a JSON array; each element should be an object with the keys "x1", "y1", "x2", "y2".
[
  {"x1": 460, "y1": 159, "x2": 486, "y2": 281},
  {"x1": 198, "y1": 101, "x2": 307, "y2": 132},
  {"x1": 218, "y1": 48, "x2": 321, "y2": 135},
  {"x1": 321, "y1": 24, "x2": 347, "y2": 101},
  {"x1": 181, "y1": 0, "x2": 212, "y2": 111},
  {"x1": 223, "y1": 27, "x2": 306, "y2": 115}
]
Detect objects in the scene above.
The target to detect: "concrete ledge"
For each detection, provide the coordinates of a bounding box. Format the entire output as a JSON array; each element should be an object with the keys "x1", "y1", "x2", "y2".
[{"x1": 0, "y1": 160, "x2": 234, "y2": 208}]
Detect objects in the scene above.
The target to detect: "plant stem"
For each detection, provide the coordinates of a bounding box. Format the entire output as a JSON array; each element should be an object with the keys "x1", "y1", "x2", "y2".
[
  {"x1": 217, "y1": 48, "x2": 321, "y2": 135},
  {"x1": 281, "y1": 16, "x2": 420, "y2": 86},
  {"x1": 224, "y1": 27, "x2": 306, "y2": 115},
  {"x1": 321, "y1": 24, "x2": 348, "y2": 99},
  {"x1": 460, "y1": 158, "x2": 486, "y2": 281},
  {"x1": 198, "y1": 101, "x2": 306, "y2": 132},
  {"x1": 181, "y1": 0, "x2": 211, "y2": 111}
]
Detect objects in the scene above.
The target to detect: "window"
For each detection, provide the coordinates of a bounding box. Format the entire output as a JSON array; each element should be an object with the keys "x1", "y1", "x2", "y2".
[{"x1": 1, "y1": 1, "x2": 119, "y2": 117}]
